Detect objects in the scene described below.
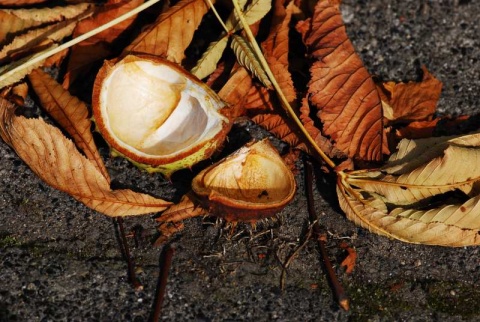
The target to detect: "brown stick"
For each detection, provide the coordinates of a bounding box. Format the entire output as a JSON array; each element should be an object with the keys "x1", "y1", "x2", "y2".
[
  {"x1": 116, "y1": 217, "x2": 143, "y2": 291},
  {"x1": 151, "y1": 244, "x2": 175, "y2": 322},
  {"x1": 304, "y1": 158, "x2": 349, "y2": 311}
]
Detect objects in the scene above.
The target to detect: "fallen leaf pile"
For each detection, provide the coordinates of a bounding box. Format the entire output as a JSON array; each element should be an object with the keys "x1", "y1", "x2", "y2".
[{"x1": 0, "y1": 0, "x2": 478, "y2": 247}]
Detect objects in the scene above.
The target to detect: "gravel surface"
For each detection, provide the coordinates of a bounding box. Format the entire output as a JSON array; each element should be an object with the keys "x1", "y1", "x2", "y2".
[{"x1": 1, "y1": 0, "x2": 480, "y2": 321}]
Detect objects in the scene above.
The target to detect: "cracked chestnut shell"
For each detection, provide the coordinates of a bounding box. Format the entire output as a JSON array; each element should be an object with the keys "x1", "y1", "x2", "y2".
[
  {"x1": 92, "y1": 54, "x2": 232, "y2": 177},
  {"x1": 191, "y1": 139, "x2": 296, "y2": 222}
]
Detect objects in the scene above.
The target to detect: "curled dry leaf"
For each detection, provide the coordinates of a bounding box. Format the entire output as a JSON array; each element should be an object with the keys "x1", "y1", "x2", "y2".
[
  {"x1": 298, "y1": 0, "x2": 388, "y2": 161},
  {"x1": 0, "y1": 3, "x2": 91, "y2": 45},
  {"x1": 345, "y1": 133, "x2": 480, "y2": 206},
  {"x1": 28, "y1": 68, "x2": 109, "y2": 180},
  {"x1": 0, "y1": 99, "x2": 171, "y2": 217},
  {"x1": 378, "y1": 66, "x2": 443, "y2": 123},
  {"x1": 337, "y1": 133, "x2": 480, "y2": 246},
  {"x1": 123, "y1": 0, "x2": 212, "y2": 63}
]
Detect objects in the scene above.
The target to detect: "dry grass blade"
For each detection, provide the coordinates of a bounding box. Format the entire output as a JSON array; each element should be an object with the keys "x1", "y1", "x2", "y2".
[
  {"x1": 298, "y1": 0, "x2": 388, "y2": 161},
  {"x1": 0, "y1": 44, "x2": 57, "y2": 89},
  {"x1": 0, "y1": 99, "x2": 171, "y2": 217},
  {"x1": 123, "y1": 0, "x2": 213, "y2": 63},
  {"x1": 28, "y1": 68, "x2": 109, "y2": 181}
]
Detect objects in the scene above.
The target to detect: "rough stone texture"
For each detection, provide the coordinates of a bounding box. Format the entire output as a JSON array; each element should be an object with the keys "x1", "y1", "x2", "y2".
[{"x1": 1, "y1": 0, "x2": 480, "y2": 321}]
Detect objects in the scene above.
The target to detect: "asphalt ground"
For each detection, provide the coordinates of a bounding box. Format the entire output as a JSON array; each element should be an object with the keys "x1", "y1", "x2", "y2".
[{"x1": 1, "y1": 0, "x2": 479, "y2": 321}]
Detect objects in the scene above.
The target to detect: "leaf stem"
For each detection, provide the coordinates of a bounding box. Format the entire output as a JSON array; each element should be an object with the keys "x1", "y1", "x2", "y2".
[
  {"x1": 151, "y1": 244, "x2": 175, "y2": 322},
  {"x1": 116, "y1": 217, "x2": 143, "y2": 291},
  {"x1": 305, "y1": 159, "x2": 349, "y2": 311},
  {"x1": 230, "y1": 0, "x2": 336, "y2": 169},
  {"x1": 0, "y1": 0, "x2": 163, "y2": 84},
  {"x1": 205, "y1": 0, "x2": 230, "y2": 34}
]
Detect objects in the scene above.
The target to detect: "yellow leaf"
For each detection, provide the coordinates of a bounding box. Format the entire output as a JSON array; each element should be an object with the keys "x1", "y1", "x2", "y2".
[
  {"x1": 0, "y1": 99, "x2": 171, "y2": 217},
  {"x1": 225, "y1": 0, "x2": 271, "y2": 32},
  {"x1": 191, "y1": 36, "x2": 228, "y2": 80}
]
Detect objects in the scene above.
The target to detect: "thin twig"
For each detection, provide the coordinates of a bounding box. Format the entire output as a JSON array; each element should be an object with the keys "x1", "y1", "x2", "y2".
[
  {"x1": 150, "y1": 244, "x2": 175, "y2": 322},
  {"x1": 116, "y1": 217, "x2": 143, "y2": 291},
  {"x1": 305, "y1": 158, "x2": 349, "y2": 311}
]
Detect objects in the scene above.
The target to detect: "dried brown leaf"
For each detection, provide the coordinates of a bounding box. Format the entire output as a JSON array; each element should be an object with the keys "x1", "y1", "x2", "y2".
[
  {"x1": 244, "y1": 84, "x2": 275, "y2": 113},
  {"x1": 28, "y1": 68, "x2": 109, "y2": 181},
  {"x1": 0, "y1": 18, "x2": 78, "y2": 63},
  {"x1": 394, "y1": 115, "x2": 470, "y2": 140},
  {"x1": 0, "y1": 0, "x2": 47, "y2": 6},
  {"x1": 63, "y1": 0, "x2": 143, "y2": 88},
  {"x1": 218, "y1": 67, "x2": 253, "y2": 119},
  {"x1": 123, "y1": 0, "x2": 212, "y2": 63},
  {"x1": 158, "y1": 193, "x2": 206, "y2": 222},
  {"x1": 0, "y1": 98, "x2": 171, "y2": 217},
  {"x1": 337, "y1": 132, "x2": 480, "y2": 246},
  {"x1": 299, "y1": 97, "x2": 346, "y2": 159},
  {"x1": 339, "y1": 242, "x2": 356, "y2": 274},
  {"x1": 337, "y1": 176, "x2": 480, "y2": 247},
  {"x1": 252, "y1": 113, "x2": 303, "y2": 148},
  {"x1": 378, "y1": 66, "x2": 443, "y2": 123},
  {"x1": 0, "y1": 43, "x2": 57, "y2": 89},
  {"x1": 298, "y1": 0, "x2": 388, "y2": 161},
  {"x1": 261, "y1": 0, "x2": 295, "y2": 103},
  {"x1": 0, "y1": 3, "x2": 91, "y2": 45}
]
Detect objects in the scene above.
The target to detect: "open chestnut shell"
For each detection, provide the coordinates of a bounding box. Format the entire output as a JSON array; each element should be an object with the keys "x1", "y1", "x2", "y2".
[
  {"x1": 191, "y1": 139, "x2": 296, "y2": 222},
  {"x1": 92, "y1": 54, "x2": 232, "y2": 177}
]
